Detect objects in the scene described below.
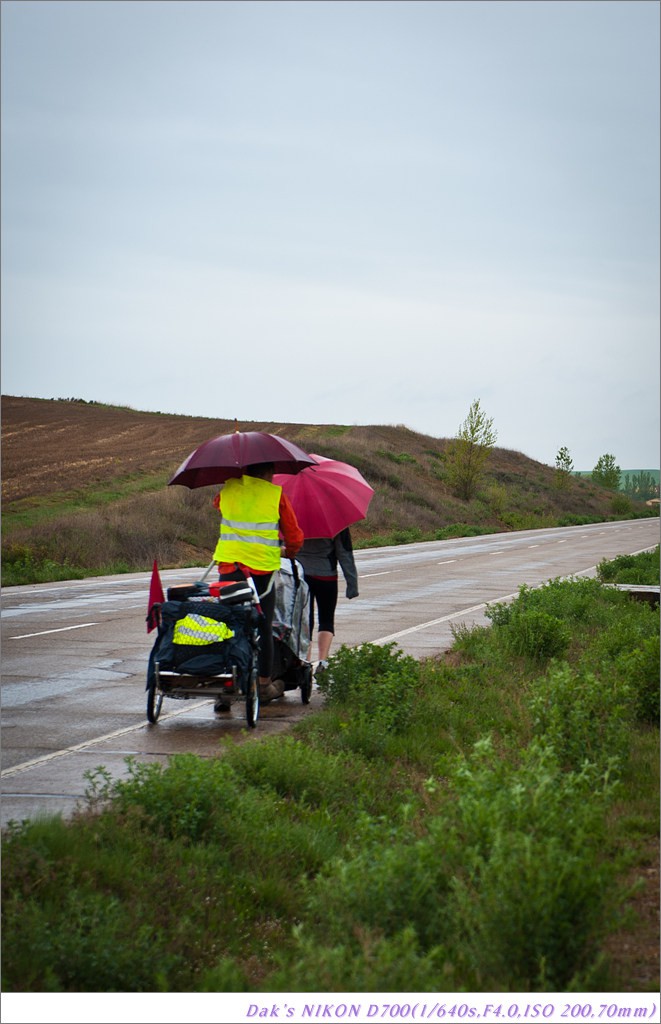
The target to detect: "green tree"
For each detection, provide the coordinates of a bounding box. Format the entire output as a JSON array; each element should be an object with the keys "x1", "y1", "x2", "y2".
[
  {"x1": 445, "y1": 399, "x2": 498, "y2": 501},
  {"x1": 622, "y1": 471, "x2": 658, "y2": 502},
  {"x1": 554, "y1": 446, "x2": 574, "y2": 489},
  {"x1": 591, "y1": 453, "x2": 621, "y2": 491}
]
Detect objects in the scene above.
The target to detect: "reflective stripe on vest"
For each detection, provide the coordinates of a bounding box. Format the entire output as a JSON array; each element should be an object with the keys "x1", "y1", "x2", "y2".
[
  {"x1": 173, "y1": 614, "x2": 235, "y2": 646},
  {"x1": 220, "y1": 517, "x2": 280, "y2": 547},
  {"x1": 213, "y1": 476, "x2": 282, "y2": 571}
]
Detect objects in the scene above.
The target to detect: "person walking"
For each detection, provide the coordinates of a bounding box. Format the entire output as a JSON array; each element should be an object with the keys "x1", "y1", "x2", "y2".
[
  {"x1": 213, "y1": 462, "x2": 303, "y2": 707},
  {"x1": 296, "y1": 527, "x2": 359, "y2": 677}
]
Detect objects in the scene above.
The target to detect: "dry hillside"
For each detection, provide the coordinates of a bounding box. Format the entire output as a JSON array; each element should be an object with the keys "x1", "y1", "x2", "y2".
[
  {"x1": 2, "y1": 395, "x2": 646, "y2": 580},
  {"x1": 1, "y1": 394, "x2": 615, "y2": 507}
]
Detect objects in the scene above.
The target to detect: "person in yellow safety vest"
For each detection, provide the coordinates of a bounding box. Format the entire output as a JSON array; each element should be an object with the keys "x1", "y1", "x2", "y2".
[{"x1": 213, "y1": 462, "x2": 304, "y2": 708}]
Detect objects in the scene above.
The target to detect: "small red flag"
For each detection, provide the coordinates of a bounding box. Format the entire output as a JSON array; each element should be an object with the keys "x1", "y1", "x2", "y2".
[{"x1": 146, "y1": 560, "x2": 165, "y2": 633}]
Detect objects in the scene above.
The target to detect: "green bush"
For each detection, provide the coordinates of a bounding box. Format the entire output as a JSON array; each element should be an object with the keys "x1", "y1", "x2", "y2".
[
  {"x1": 486, "y1": 577, "x2": 624, "y2": 647},
  {"x1": 486, "y1": 585, "x2": 575, "y2": 661},
  {"x1": 106, "y1": 754, "x2": 244, "y2": 842},
  {"x1": 504, "y1": 608, "x2": 571, "y2": 661},
  {"x1": 558, "y1": 514, "x2": 604, "y2": 526},
  {"x1": 585, "y1": 603, "x2": 659, "y2": 667},
  {"x1": 610, "y1": 494, "x2": 632, "y2": 517},
  {"x1": 597, "y1": 546, "x2": 660, "y2": 585},
  {"x1": 528, "y1": 663, "x2": 632, "y2": 772},
  {"x1": 302, "y1": 733, "x2": 620, "y2": 990},
  {"x1": 305, "y1": 821, "x2": 459, "y2": 951},
  {"x1": 318, "y1": 643, "x2": 418, "y2": 737},
  {"x1": 614, "y1": 634, "x2": 660, "y2": 725},
  {"x1": 449, "y1": 737, "x2": 618, "y2": 990},
  {"x1": 266, "y1": 926, "x2": 451, "y2": 993}
]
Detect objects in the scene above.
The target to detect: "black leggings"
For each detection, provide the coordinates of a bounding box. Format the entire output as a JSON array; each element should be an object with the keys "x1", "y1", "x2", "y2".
[
  {"x1": 306, "y1": 576, "x2": 338, "y2": 637},
  {"x1": 220, "y1": 569, "x2": 275, "y2": 678}
]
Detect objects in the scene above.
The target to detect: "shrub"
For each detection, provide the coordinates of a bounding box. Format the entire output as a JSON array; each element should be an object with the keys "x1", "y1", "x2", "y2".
[
  {"x1": 558, "y1": 514, "x2": 602, "y2": 527},
  {"x1": 487, "y1": 577, "x2": 610, "y2": 630},
  {"x1": 305, "y1": 821, "x2": 460, "y2": 951},
  {"x1": 485, "y1": 586, "x2": 573, "y2": 661},
  {"x1": 586, "y1": 603, "x2": 659, "y2": 665},
  {"x1": 448, "y1": 737, "x2": 618, "y2": 990},
  {"x1": 267, "y1": 926, "x2": 451, "y2": 993},
  {"x1": 614, "y1": 634, "x2": 660, "y2": 725},
  {"x1": 504, "y1": 608, "x2": 571, "y2": 661},
  {"x1": 611, "y1": 494, "x2": 632, "y2": 517},
  {"x1": 313, "y1": 643, "x2": 420, "y2": 758},
  {"x1": 597, "y1": 546, "x2": 660, "y2": 585},
  {"x1": 528, "y1": 663, "x2": 632, "y2": 772},
  {"x1": 319, "y1": 643, "x2": 418, "y2": 730},
  {"x1": 107, "y1": 754, "x2": 242, "y2": 842}
]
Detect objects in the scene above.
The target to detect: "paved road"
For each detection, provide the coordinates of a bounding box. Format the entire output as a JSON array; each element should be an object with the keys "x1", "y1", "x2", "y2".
[{"x1": 2, "y1": 518, "x2": 658, "y2": 828}]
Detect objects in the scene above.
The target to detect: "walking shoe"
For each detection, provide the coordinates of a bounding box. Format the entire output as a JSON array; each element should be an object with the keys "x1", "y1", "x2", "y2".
[
  {"x1": 312, "y1": 660, "x2": 329, "y2": 690},
  {"x1": 214, "y1": 698, "x2": 231, "y2": 713},
  {"x1": 259, "y1": 679, "x2": 285, "y2": 704}
]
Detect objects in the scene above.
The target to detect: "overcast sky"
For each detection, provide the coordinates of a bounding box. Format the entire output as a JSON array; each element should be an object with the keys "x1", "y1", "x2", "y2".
[{"x1": 2, "y1": 0, "x2": 659, "y2": 470}]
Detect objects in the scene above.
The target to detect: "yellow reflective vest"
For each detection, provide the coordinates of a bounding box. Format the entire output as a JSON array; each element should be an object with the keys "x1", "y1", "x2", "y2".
[
  {"x1": 173, "y1": 615, "x2": 235, "y2": 646},
  {"x1": 213, "y1": 475, "x2": 282, "y2": 572}
]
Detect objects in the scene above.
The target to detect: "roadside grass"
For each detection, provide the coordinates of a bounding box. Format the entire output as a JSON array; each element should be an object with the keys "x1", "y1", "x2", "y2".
[{"x1": 2, "y1": 550, "x2": 658, "y2": 993}]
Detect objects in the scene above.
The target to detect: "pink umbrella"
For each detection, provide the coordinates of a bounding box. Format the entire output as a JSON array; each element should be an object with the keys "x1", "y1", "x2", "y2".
[
  {"x1": 169, "y1": 431, "x2": 315, "y2": 489},
  {"x1": 273, "y1": 454, "x2": 374, "y2": 539}
]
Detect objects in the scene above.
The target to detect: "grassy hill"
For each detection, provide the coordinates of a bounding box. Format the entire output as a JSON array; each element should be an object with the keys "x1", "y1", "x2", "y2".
[{"x1": 2, "y1": 395, "x2": 657, "y2": 585}]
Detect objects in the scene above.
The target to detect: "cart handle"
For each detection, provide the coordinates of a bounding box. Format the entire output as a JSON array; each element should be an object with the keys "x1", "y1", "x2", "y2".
[{"x1": 198, "y1": 560, "x2": 217, "y2": 584}]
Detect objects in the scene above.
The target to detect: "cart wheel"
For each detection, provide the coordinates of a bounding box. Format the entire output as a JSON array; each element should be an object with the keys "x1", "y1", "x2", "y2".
[
  {"x1": 245, "y1": 657, "x2": 259, "y2": 729},
  {"x1": 147, "y1": 666, "x2": 164, "y2": 724},
  {"x1": 300, "y1": 663, "x2": 313, "y2": 705}
]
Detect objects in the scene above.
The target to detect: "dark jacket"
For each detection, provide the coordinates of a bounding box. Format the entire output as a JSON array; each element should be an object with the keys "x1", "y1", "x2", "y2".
[{"x1": 296, "y1": 529, "x2": 359, "y2": 599}]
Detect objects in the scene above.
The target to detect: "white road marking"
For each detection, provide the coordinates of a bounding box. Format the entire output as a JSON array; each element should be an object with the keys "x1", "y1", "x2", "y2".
[
  {"x1": 359, "y1": 571, "x2": 393, "y2": 578},
  {"x1": 371, "y1": 556, "x2": 622, "y2": 646},
  {"x1": 9, "y1": 622, "x2": 99, "y2": 639},
  {"x1": 373, "y1": 595, "x2": 520, "y2": 644},
  {"x1": 437, "y1": 559, "x2": 456, "y2": 565},
  {"x1": 1, "y1": 701, "x2": 209, "y2": 778}
]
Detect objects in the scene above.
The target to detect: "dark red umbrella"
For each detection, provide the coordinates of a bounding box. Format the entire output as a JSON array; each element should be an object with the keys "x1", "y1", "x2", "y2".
[
  {"x1": 273, "y1": 454, "x2": 374, "y2": 538},
  {"x1": 169, "y1": 431, "x2": 315, "y2": 489}
]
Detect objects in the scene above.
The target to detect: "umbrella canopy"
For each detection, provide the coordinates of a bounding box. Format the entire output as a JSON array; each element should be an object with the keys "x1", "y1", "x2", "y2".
[
  {"x1": 273, "y1": 454, "x2": 374, "y2": 538},
  {"x1": 169, "y1": 431, "x2": 316, "y2": 489}
]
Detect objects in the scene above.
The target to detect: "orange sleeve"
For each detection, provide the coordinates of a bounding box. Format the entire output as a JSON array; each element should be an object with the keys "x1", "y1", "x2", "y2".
[{"x1": 279, "y1": 492, "x2": 304, "y2": 557}]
